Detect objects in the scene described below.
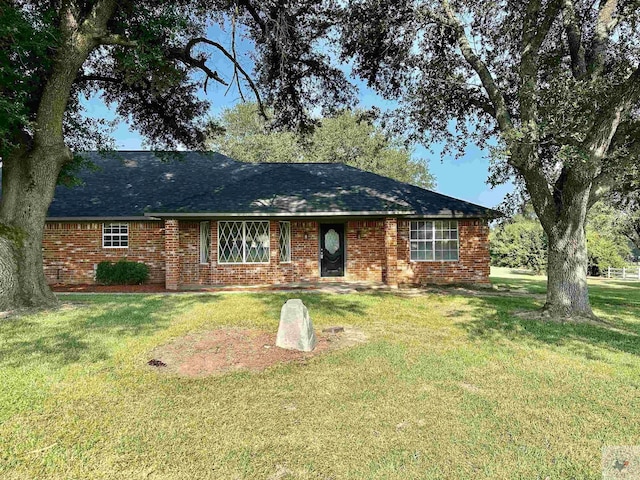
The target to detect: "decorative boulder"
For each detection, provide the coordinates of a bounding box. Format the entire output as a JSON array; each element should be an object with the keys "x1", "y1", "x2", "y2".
[{"x1": 276, "y1": 299, "x2": 317, "y2": 352}]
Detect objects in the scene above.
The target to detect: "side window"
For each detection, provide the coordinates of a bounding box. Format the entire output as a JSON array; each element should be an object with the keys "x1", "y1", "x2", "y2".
[{"x1": 103, "y1": 223, "x2": 129, "y2": 248}]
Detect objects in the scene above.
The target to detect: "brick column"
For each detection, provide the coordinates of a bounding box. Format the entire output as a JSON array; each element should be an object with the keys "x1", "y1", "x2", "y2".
[
  {"x1": 384, "y1": 217, "x2": 398, "y2": 287},
  {"x1": 164, "y1": 219, "x2": 180, "y2": 290}
]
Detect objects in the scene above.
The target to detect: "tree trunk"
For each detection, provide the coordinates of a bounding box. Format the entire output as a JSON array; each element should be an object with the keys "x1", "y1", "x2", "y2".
[
  {"x1": 540, "y1": 185, "x2": 595, "y2": 319},
  {"x1": 544, "y1": 224, "x2": 593, "y2": 318},
  {"x1": 0, "y1": 147, "x2": 67, "y2": 311}
]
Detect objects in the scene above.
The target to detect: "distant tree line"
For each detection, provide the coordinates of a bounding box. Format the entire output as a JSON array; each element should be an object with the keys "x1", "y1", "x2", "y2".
[
  {"x1": 207, "y1": 103, "x2": 436, "y2": 189},
  {"x1": 491, "y1": 202, "x2": 635, "y2": 276}
]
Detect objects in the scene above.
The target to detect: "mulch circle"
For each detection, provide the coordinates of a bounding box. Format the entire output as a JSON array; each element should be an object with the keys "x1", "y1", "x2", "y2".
[{"x1": 147, "y1": 327, "x2": 365, "y2": 378}]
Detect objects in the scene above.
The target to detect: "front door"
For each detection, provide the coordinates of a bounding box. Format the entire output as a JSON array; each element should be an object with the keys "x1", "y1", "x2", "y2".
[{"x1": 320, "y1": 224, "x2": 345, "y2": 277}]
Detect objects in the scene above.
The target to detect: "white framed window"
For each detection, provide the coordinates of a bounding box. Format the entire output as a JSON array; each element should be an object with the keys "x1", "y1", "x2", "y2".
[
  {"x1": 102, "y1": 223, "x2": 129, "y2": 248},
  {"x1": 410, "y1": 220, "x2": 459, "y2": 261},
  {"x1": 199, "y1": 221, "x2": 211, "y2": 264},
  {"x1": 218, "y1": 221, "x2": 270, "y2": 264},
  {"x1": 279, "y1": 221, "x2": 291, "y2": 263}
]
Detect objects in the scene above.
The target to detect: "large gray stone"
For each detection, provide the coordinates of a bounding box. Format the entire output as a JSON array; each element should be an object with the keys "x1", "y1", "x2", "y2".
[{"x1": 276, "y1": 299, "x2": 317, "y2": 352}]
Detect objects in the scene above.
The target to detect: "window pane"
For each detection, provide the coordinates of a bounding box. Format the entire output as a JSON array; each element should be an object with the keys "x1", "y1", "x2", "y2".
[
  {"x1": 245, "y1": 221, "x2": 270, "y2": 263},
  {"x1": 103, "y1": 223, "x2": 128, "y2": 248},
  {"x1": 218, "y1": 222, "x2": 243, "y2": 263},
  {"x1": 200, "y1": 222, "x2": 210, "y2": 263},
  {"x1": 279, "y1": 221, "x2": 291, "y2": 262}
]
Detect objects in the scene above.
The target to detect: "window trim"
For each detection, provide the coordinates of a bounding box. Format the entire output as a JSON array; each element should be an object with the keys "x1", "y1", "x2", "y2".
[
  {"x1": 102, "y1": 222, "x2": 129, "y2": 249},
  {"x1": 279, "y1": 221, "x2": 292, "y2": 263},
  {"x1": 409, "y1": 220, "x2": 459, "y2": 262},
  {"x1": 199, "y1": 221, "x2": 211, "y2": 264},
  {"x1": 218, "y1": 220, "x2": 271, "y2": 265}
]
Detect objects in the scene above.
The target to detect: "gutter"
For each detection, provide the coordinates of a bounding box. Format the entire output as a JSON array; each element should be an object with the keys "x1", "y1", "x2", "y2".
[
  {"x1": 143, "y1": 211, "x2": 497, "y2": 219},
  {"x1": 46, "y1": 216, "x2": 162, "y2": 221}
]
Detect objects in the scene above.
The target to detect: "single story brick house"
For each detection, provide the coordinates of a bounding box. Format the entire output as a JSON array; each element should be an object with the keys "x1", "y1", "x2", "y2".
[{"x1": 13, "y1": 151, "x2": 499, "y2": 289}]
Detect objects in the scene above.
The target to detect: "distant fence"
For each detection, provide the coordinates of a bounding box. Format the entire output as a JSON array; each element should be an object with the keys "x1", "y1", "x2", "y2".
[{"x1": 606, "y1": 266, "x2": 640, "y2": 281}]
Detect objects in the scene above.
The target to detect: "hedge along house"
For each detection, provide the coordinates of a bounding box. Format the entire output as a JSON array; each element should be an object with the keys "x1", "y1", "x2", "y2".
[{"x1": 6, "y1": 152, "x2": 499, "y2": 289}]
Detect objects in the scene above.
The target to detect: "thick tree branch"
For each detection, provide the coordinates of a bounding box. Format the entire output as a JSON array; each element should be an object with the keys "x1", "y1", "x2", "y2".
[
  {"x1": 520, "y1": 0, "x2": 542, "y2": 124},
  {"x1": 442, "y1": 1, "x2": 558, "y2": 224},
  {"x1": 237, "y1": 0, "x2": 267, "y2": 36},
  {"x1": 98, "y1": 34, "x2": 137, "y2": 47},
  {"x1": 520, "y1": 0, "x2": 562, "y2": 122},
  {"x1": 531, "y1": 0, "x2": 562, "y2": 52},
  {"x1": 467, "y1": 97, "x2": 496, "y2": 117},
  {"x1": 561, "y1": 0, "x2": 587, "y2": 78},
  {"x1": 170, "y1": 47, "x2": 229, "y2": 88},
  {"x1": 76, "y1": 74, "x2": 120, "y2": 83},
  {"x1": 588, "y1": 0, "x2": 619, "y2": 78},
  {"x1": 33, "y1": 0, "x2": 120, "y2": 148},
  {"x1": 583, "y1": 65, "x2": 640, "y2": 163},
  {"x1": 441, "y1": 1, "x2": 512, "y2": 134}
]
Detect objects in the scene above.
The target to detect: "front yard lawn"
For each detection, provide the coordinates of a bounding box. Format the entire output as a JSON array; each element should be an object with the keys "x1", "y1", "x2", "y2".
[{"x1": 1, "y1": 274, "x2": 639, "y2": 479}]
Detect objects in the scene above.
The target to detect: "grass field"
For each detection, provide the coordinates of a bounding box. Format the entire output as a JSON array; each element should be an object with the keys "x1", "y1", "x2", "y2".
[{"x1": 1, "y1": 270, "x2": 639, "y2": 479}]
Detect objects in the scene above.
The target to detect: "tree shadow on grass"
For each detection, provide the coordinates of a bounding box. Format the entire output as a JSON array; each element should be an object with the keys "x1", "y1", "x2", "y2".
[
  {"x1": 0, "y1": 295, "x2": 219, "y2": 369},
  {"x1": 490, "y1": 276, "x2": 547, "y2": 294},
  {"x1": 461, "y1": 293, "x2": 640, "y2": 361}
]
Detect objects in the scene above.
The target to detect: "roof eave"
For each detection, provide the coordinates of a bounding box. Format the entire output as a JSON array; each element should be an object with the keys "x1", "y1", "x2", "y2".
[
  {"x1": 144, "y1": 210, "x2": 413, "y2": 218},
  {"x1": 46, "y1": 216, "x2": 162, "y2": 221},
  {"x1": 143, "y1": 210, "x2": 500, "y2": 219}
]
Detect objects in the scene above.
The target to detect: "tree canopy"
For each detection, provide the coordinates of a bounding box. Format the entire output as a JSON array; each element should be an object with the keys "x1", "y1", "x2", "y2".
[
  {"x1": 0, "y1": 0, "x2": 350, "y2": 310},
  {"x1": 208, "y1": 103, "x2": 436, "y2": 188},
  {"x1": 335, "y1": 0, "x2": 640, "y2": 318}
]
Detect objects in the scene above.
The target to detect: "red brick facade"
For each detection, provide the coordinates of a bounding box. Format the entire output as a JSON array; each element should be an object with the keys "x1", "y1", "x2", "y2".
[
  {"x1": 42, "y1": 221, "x2": 165, "y2": 284},
  {"x1": 42, "y1": 217, "x2": 490, "y2": 287},
  {"x1": 397, "y1": 219, "x2": 491, "y2": 284}
]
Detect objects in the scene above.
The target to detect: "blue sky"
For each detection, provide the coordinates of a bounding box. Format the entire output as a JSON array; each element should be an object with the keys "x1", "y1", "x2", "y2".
[{"x1": 82, "y1": 24, "x2": 513, "y2": 209}]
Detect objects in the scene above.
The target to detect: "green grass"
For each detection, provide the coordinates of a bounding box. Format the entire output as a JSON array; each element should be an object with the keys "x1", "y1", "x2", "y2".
[{"x1": 1, "y1": 274, "x2": 640, "y2": 479}]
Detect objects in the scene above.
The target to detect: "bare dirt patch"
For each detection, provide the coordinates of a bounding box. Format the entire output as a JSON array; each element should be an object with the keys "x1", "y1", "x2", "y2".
[{"x1": 147, "y1": 326, "x2": 366, "y2": 377}]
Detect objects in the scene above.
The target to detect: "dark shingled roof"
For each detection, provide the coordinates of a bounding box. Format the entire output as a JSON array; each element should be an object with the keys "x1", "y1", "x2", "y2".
[{"x1": 1, "y1": 151, "x2": 501, "y2": 219}]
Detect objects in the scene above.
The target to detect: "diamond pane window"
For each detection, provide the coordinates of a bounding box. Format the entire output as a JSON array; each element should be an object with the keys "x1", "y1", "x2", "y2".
[
  {"x1": 245, "y1": 221, "x2": 270, "y2": 263},
  {"x1": 218, "y1": 221, "x2": 270, "y2": 264},
  {"x1": 279, "y1": 221, "x2": 291, "y2": 263},
  {"x1": 410, "y1": 221, "x2": 458, "y2": 261},
  {"x1": 199, "y1": 221, "x2": 211, "y2": 264},
  {"x1": 103, "y1": 223, "x2": 129, "y2": 248}
]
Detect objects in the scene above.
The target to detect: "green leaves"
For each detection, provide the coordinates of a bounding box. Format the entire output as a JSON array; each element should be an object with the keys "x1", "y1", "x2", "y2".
[
  {"x1": 490, "y1": 215, "x2": 548, "y2": 273},
  {"x1": 0, "y1": 4, "x2": 56, "y2": 155},
  {"x1": 207, "y1": 103, "x2": 436, "y2": 188}
]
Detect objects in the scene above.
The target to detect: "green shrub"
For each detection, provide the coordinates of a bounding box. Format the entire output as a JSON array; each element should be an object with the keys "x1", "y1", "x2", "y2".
[
  {"x1": 490, "y1": 217, "x2": 548, "y2": 274},
  {"x1": 587, "y1": 231, "x2": 630, "y2": 276},
  {"x1": 95, "y1": 259, "x2": 150, "y2": 285}
]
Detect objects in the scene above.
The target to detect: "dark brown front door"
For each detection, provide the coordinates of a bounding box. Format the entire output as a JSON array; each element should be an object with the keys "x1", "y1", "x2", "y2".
[{"x1": 320, "y1": 224, "x2": 345, "y2": 277}]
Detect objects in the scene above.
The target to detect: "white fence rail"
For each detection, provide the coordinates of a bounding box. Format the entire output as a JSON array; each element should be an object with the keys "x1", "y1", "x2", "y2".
[{"x1": 607, "y1": 266, "x2": 640, "y2": 281}]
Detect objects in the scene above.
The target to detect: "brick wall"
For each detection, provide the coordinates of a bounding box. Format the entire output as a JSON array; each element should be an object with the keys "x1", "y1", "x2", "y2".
[
  {"x1": 345, "y1": 220, "x2": 385, "y2": 282},
  {"x1": 43, "y1": 216, "x2": 490, "y2": 287},
  {"x1": 396, "y1": 219, "x2": 490, "y2": 285},
  {"x1": 179, "y1": 220, "x2": 306, "y2": 286},
  {"x1": 164, "y1": 219, "x2": 180, "y2": 290},
  {"x1": 176, "y1": 220, "x2": 388, "y2": 287},
  {"x1": 43, "y1": 221, "x2": 165, "y2": 284}
]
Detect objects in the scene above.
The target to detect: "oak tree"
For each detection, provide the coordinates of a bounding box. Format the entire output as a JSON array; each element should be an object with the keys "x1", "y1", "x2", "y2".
[
  {"x1": 0, "y1": 0, "x2": 347, "y2": 310},
  {"x1": 340, "y1": 0, "x2": 640, "y2": 318}
]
